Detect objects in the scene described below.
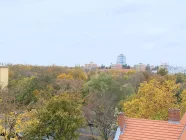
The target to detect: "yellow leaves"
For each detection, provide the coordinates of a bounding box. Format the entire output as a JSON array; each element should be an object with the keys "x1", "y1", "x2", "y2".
[
  {"x1": 123, "y1": 79, "x2": 180, "y2": 120},
  {"x1": 0, "y1": 120, "x2": 3, "y2": 132},
  {"x1": 15, "y1": 109, "x2": 38, "y2": 133},
  {"x1": 99, "y1": 69, "x2": 136, "y2": 81},
  {"x1": 56, "y1": 74, "x2": 85, "y2": 93},
  {"x1": 126, "y1": 69, "x2": 136, "y2": 75},
  {"x1": 181, "y1": 90, "x2": 186, "y2": 101},
  {"x1": 0, "y1": 111, "x2": 38, "y2": 138},
  {"x1": 162, "y1": 80, "x2": 180, "y2": 92},
  {"x1": 57, "y1": 68, "x2": 87, "y2": 81},
  {"x1": 124, "y1": 98, "x2": 140, "y2": 118},
  {"x1": 180, "y1": 90, "x2": 186, "y2": 116},
  {"x1": 57, "y1": 73, "x2": 73, "y2": 80},
  {"x1": 0, "y1": 112, "x2": 17, "y2": 138},
  {"x1": 68, "y1": 68, "x2": 87, "y2": 80}
]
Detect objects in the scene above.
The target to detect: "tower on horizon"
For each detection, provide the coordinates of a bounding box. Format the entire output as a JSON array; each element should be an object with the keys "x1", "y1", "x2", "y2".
[
  {"x1": 0, "y1": 65, "x2": 9, "y2": 89},
  {"x1": 116, "y1": 54, "x2": 126, "y2": 65}
]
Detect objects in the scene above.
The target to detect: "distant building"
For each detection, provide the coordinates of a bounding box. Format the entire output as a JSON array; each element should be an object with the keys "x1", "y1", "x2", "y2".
[
  {"x1": 116, "y1": 54, "x2": 126, "y2": 65},
  {"x1": 0, "y1": 65, "x2": 9, "y2": 89},
  {"x1": 84, "y1": 62, "x2": 98, "y2": 70},
  {"x1": 151, "y1": 70, "x2": 158, "y2": 73},
  {"x1": 167, "y1": 66, "x2": 186, "y2": 74},
  {"x1": 111, "y1": 64, "x2": 122, "y2": 70},
  {"x1": 160, "y1": 63, "x2": 186, "y2": 74},
  {"x1": 159, "y1": 63, "x2": 169, "y2": 70},
  {"x1": 150, "y1": 65, "x2": 159, "y2": 73},
  {"x1": 134, "y1": 63, "x2": 146, "y2": 72}
]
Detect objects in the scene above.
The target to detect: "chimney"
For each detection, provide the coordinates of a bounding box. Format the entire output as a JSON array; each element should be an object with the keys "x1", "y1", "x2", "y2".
[
  {"x1": 118, "y1": 112, "x2": 125, "y2": 133},
  {"x1": 168, "y1": 108, "x2": 180, "y2": 124}
]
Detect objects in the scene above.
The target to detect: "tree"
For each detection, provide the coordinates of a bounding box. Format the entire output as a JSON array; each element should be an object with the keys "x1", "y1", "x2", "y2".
[
  {"x1": 180, "y1": 90, "x2": 186, "y2": 116},
  {"x1": 101, "y1": 64, "x2": 105, "y2": 69},
  {"x1": 9, "y1": 77, "x2": 39, "y2": 106},
  {"x1": 24, "y1": 93, "x2": 85, "y2": 140},
  {"x1": 122, "y1": 64, "x2": 127, "y2": 69},
  {"x1": 176, "y1": 74, "x2": 186, "y2": 84},
  {"x1": 123, "y1": 80, "x2": 180, "y2": 120},
  {"x1": 146, "y1": 64, "x2": 151, "y2": 71},
  {"x1": 158, "y1": 68, "x2": 168, "y2": 76},
  {"x1": 83, "y1": 73, "x2": 124, "y2": 140},
  {"x1": 55, "y1": 68, "x2": 87, "y2": 94},
  {"x1": 68, "y1": 68, "x2": 87, "y2": 81},
  {"x1": 83, "y1": 73, "x2": 126, "y2": 99},
  {"x1": 0, "y1": 88, "x2": 20, "y2": 139},
  {"x1": 122, "y1": 64, "x2": 130, "y2": 69},
  {"x1": 57, "y1": 73, "x2": 73, "y2": 79},
  {"x1": 151, "y1": 66, "x2": 159, "y2": 71},
  {"x1": 84, "y1": 92, "x2": 117, "y2": 140},
  {"x1": 15, "y1": 109, "x2": 38, "y2": 137},
  {"x1": 56, "y1": 73, "x2": 84, "y2": 94},
  {"x1": 128, "y1": 72, "x2": 145, "y2": 93}
]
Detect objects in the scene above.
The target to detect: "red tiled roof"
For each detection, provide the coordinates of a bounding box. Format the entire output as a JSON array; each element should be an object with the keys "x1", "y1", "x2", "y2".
[
  {"x1": 180, "y1": 128, "x2": 186, "y2": 140},
  {"x1": 180, "y1": 113, "x2": 186, "y2": 140},
  {"x1": 119, "y1": 118, "x2": 185, "y2": 140},
  {"x1": 180, "y1": 113, "x2": 186, "y2": 125}
]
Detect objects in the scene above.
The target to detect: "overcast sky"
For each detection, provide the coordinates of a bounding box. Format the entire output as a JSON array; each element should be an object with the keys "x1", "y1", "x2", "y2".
[{"x1": 0, "y1": 0, "x2": 186, "y2": 66}]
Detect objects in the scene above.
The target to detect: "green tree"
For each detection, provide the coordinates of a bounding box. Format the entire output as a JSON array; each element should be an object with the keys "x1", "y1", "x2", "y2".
[
  {"x1": 101, "y1": 64, "x2": 105, "y2": 69},
  {"x1": 10, "y1": 77, "x2": 38, "y2": 106},
  {"x1": 83, "y1": 73, "x2": 124, "y2": 97},
  {"x1": 146, "y1": 64, "x2": 151, "y2": 71},
  {"x1": 83, "y1": 73, "x2": 125, "y2": 140},
  {"x1": 158, "y1": 68, "x2": 168, "y2": 76},
  {"x1": 122, "y1": 64, "x2": 130, "y2": 69},
  {"x1": 176, "y1": 74, "x2": 186, "y2": 84},
  {"x1": 24, "y1": 93, "x2": 85, "y2": 140}
]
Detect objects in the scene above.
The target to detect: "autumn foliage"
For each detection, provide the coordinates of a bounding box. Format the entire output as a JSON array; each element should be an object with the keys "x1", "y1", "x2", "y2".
[
  {"x1": 1, "y1": 64, "x2": 186, "y2": 139},
  {"x1": 124, "y1": 80, "x2": 181, "y2": 120}
]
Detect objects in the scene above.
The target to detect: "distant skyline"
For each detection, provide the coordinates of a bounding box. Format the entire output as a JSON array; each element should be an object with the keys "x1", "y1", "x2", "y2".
[{"x1": 0, "y1": 0, "x2": 186, "y2": 67}]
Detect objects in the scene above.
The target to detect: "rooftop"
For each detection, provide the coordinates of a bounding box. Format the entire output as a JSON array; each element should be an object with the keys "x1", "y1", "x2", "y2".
[
  {"x1": 0, "y1": 66, "x2": 8, "y2": 68},
  {"x1": 115, "y1": 112, "x2": 186, "y2": 140},
  {"x1": 119, "y1": 118, "x2": 185, "y2": 140},
  {"x1": 0, "y1": 64, "x2": 8, "y2": 68}
]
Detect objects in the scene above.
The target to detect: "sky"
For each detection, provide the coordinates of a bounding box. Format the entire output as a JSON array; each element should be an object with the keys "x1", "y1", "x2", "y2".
[{"x1": 0, "y1": 0, "x2": 186, "y2": 67}]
